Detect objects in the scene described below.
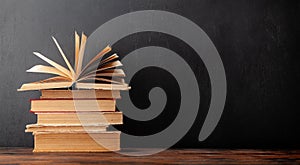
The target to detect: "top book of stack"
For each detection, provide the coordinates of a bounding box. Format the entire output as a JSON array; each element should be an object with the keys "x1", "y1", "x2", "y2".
[{"x1": 18, "y1": 32, "x2": 130, "y2": 91}]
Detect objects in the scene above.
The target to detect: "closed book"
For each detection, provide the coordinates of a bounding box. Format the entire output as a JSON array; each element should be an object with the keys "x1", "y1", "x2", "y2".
[
  {"x1": 25, "y1": 124, "x2": 108, "y2": 133},
  {"x1": 33, "y1": 131, "x2": 120, "y2": 152},
  {"x1": 40, "y1": 89, "x2": 121, "y2": 99},
  {"x1": 36, "y1": 112, "x2": 123, "y2": 125},
  {"x1": 31, "y1": 99, "x2": 116, "y2": 112}
]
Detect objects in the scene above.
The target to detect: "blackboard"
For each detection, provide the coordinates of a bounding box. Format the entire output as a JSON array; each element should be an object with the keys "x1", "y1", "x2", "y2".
[{"x1": 0, "y1": 0, "x2": 299, "y2": 148}]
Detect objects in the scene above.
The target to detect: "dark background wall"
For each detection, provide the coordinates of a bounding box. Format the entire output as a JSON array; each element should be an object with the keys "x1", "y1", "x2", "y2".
[{"x1": 0, "y1": 0, "x2": 299, "y2": 148}]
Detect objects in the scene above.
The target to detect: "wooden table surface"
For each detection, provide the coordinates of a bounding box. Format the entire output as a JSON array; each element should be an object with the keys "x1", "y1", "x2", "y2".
[{"x1": 0, "y1": 148, "x2": 299, "y2": 164}]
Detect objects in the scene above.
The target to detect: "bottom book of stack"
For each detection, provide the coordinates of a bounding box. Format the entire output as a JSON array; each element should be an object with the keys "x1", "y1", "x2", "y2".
[{"x1": 26, "y1": 124, "x2": 120, "y2": 152}]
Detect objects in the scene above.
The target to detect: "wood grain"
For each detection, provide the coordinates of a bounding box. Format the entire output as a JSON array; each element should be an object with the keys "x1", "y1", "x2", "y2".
[{"x1": 0, "y1": 148, "x2": 299, "y2": 164}]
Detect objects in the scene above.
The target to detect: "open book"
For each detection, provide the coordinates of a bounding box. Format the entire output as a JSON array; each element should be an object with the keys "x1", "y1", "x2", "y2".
[{"x1": 18, "y1": 32, "x2": 130, "y2": 91}]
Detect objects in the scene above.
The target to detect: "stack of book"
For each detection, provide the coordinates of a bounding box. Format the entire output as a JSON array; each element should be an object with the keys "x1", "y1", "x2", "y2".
[
  {"x1": 18, "y1": 32, "x2": 130, "y2": 152},
  {"x1": 25, "y1": 89, "x2": 123, "y2": 152}
]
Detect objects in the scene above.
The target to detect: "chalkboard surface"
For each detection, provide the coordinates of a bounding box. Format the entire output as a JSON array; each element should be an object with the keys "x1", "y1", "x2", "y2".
[{"x1": 0, "y1": 0, "x2": 299, "y2": 148}]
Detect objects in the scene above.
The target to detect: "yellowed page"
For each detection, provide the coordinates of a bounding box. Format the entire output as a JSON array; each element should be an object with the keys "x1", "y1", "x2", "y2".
[
  {"x1": 17, "y1": 81, "x2": 72, "y2": 91},
  {"x1": 75, "y1": 31, "x2": 80, "y2": 72},
  {"x1": 27, "y1": 65, "x2": 69, "y2": 78},
  {"x1": 52, "y1": 36, "x2": 75, "y2": 79},
  {"x1": 98, "y1": 53, "x2": 119, "y2": 66},
  {"x1": 79, "y1": 45, "x2": 112, "y2": 76},
  {"x1": 83, "y1": 61, "x2": 123, "y2": 77},
  {"x1": 76, "y1": 33, "x2": 87, "y2": 77},
  {"x1": 39, "y1": 76, "x2": 71, "y2": 83},
  {"x1": 79, "y1": 53, "x2": 119, "y2": 77},
  {"x1": 76, "y1": 82, "x2": 130, "y2": 90},
  {"x1": 33, "y1": 52, "x2": 72, "y2": 78},
  {"x1": 79, "y1": 77, "x2": 125, "y2": 84},
  {"x1": 79, "y1": 69, "x2": 125, "y2": 80}
]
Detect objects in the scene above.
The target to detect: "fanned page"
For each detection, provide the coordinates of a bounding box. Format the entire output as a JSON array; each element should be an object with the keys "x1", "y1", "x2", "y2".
[
  {"x1": 76, "y1": 82, "x2": 130, "y2": 90},
  {"x1": 18, "y1": 32, "x2": 130, "y2": 91},
  {"x1": 18, "y1": 76, "x2": 72, "y2": 91},
  {"x1": 75, "y1": 33, "x2": 87, "y2": 76},
  {"x1": 81, "y1": 61, "x2": 123, "y2": 80},
  {"x1": 79, "y1": 45, "x2": 112, "y2": 77},
  {"x1": 74, "y1": 31, "x2": 80, "y2": 72},
  {"x1": 95, "y1": 69, "x2": 125, "y2": 77},
  {"x1": 39, "y1": 76, "x2": 71, "y2": 83},
  {"x1": 18, "y1": 82, "x2": 73, "y2": 91},
  {"x1": 80, "y1": 77, "x2": 125, "y2": 84},
  {"x1": 79, "y1": 54, "x2": 120, "y2": 79},
  {"x1": 26, "y1": 65, "x2": 69, "y2": 78},
  {"x1": 98, "y1": 54, "x2": 119, "y2": 66},
  {"x1": 79, "y1": 69, "x2": 125, "y2": 80},
  {"x1": 33, "y1": 52, "x2": 72, "y2": 79},
  {"x1": 52, "y1": 36, "x2": 75, "y2": 79}
]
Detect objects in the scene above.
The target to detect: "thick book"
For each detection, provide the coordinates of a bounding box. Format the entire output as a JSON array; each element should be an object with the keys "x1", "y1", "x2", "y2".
[
  {"x1": 18, "y1": 32, "x2": 130, "y2": 91},
  {"x1": 36, "y1": 112, "x2": 123, "y2": 125},
  {"x1": 30, "y1": 99, "x2": 116, "y2": 112},
  {"x1": 33, "y1": 131, "x2": 120, "y2": 152},
  {"x1": 25, "y1": 124, "x2": 108, "y2": 133},
  {"x1": 40, "y1": 89, "x2": 121, "y2": 99}
]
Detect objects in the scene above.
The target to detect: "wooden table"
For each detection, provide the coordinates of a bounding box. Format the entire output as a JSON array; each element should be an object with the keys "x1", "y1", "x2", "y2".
[{"x1": 0, "y1": 148, "x2": 299, "y2": 164}]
